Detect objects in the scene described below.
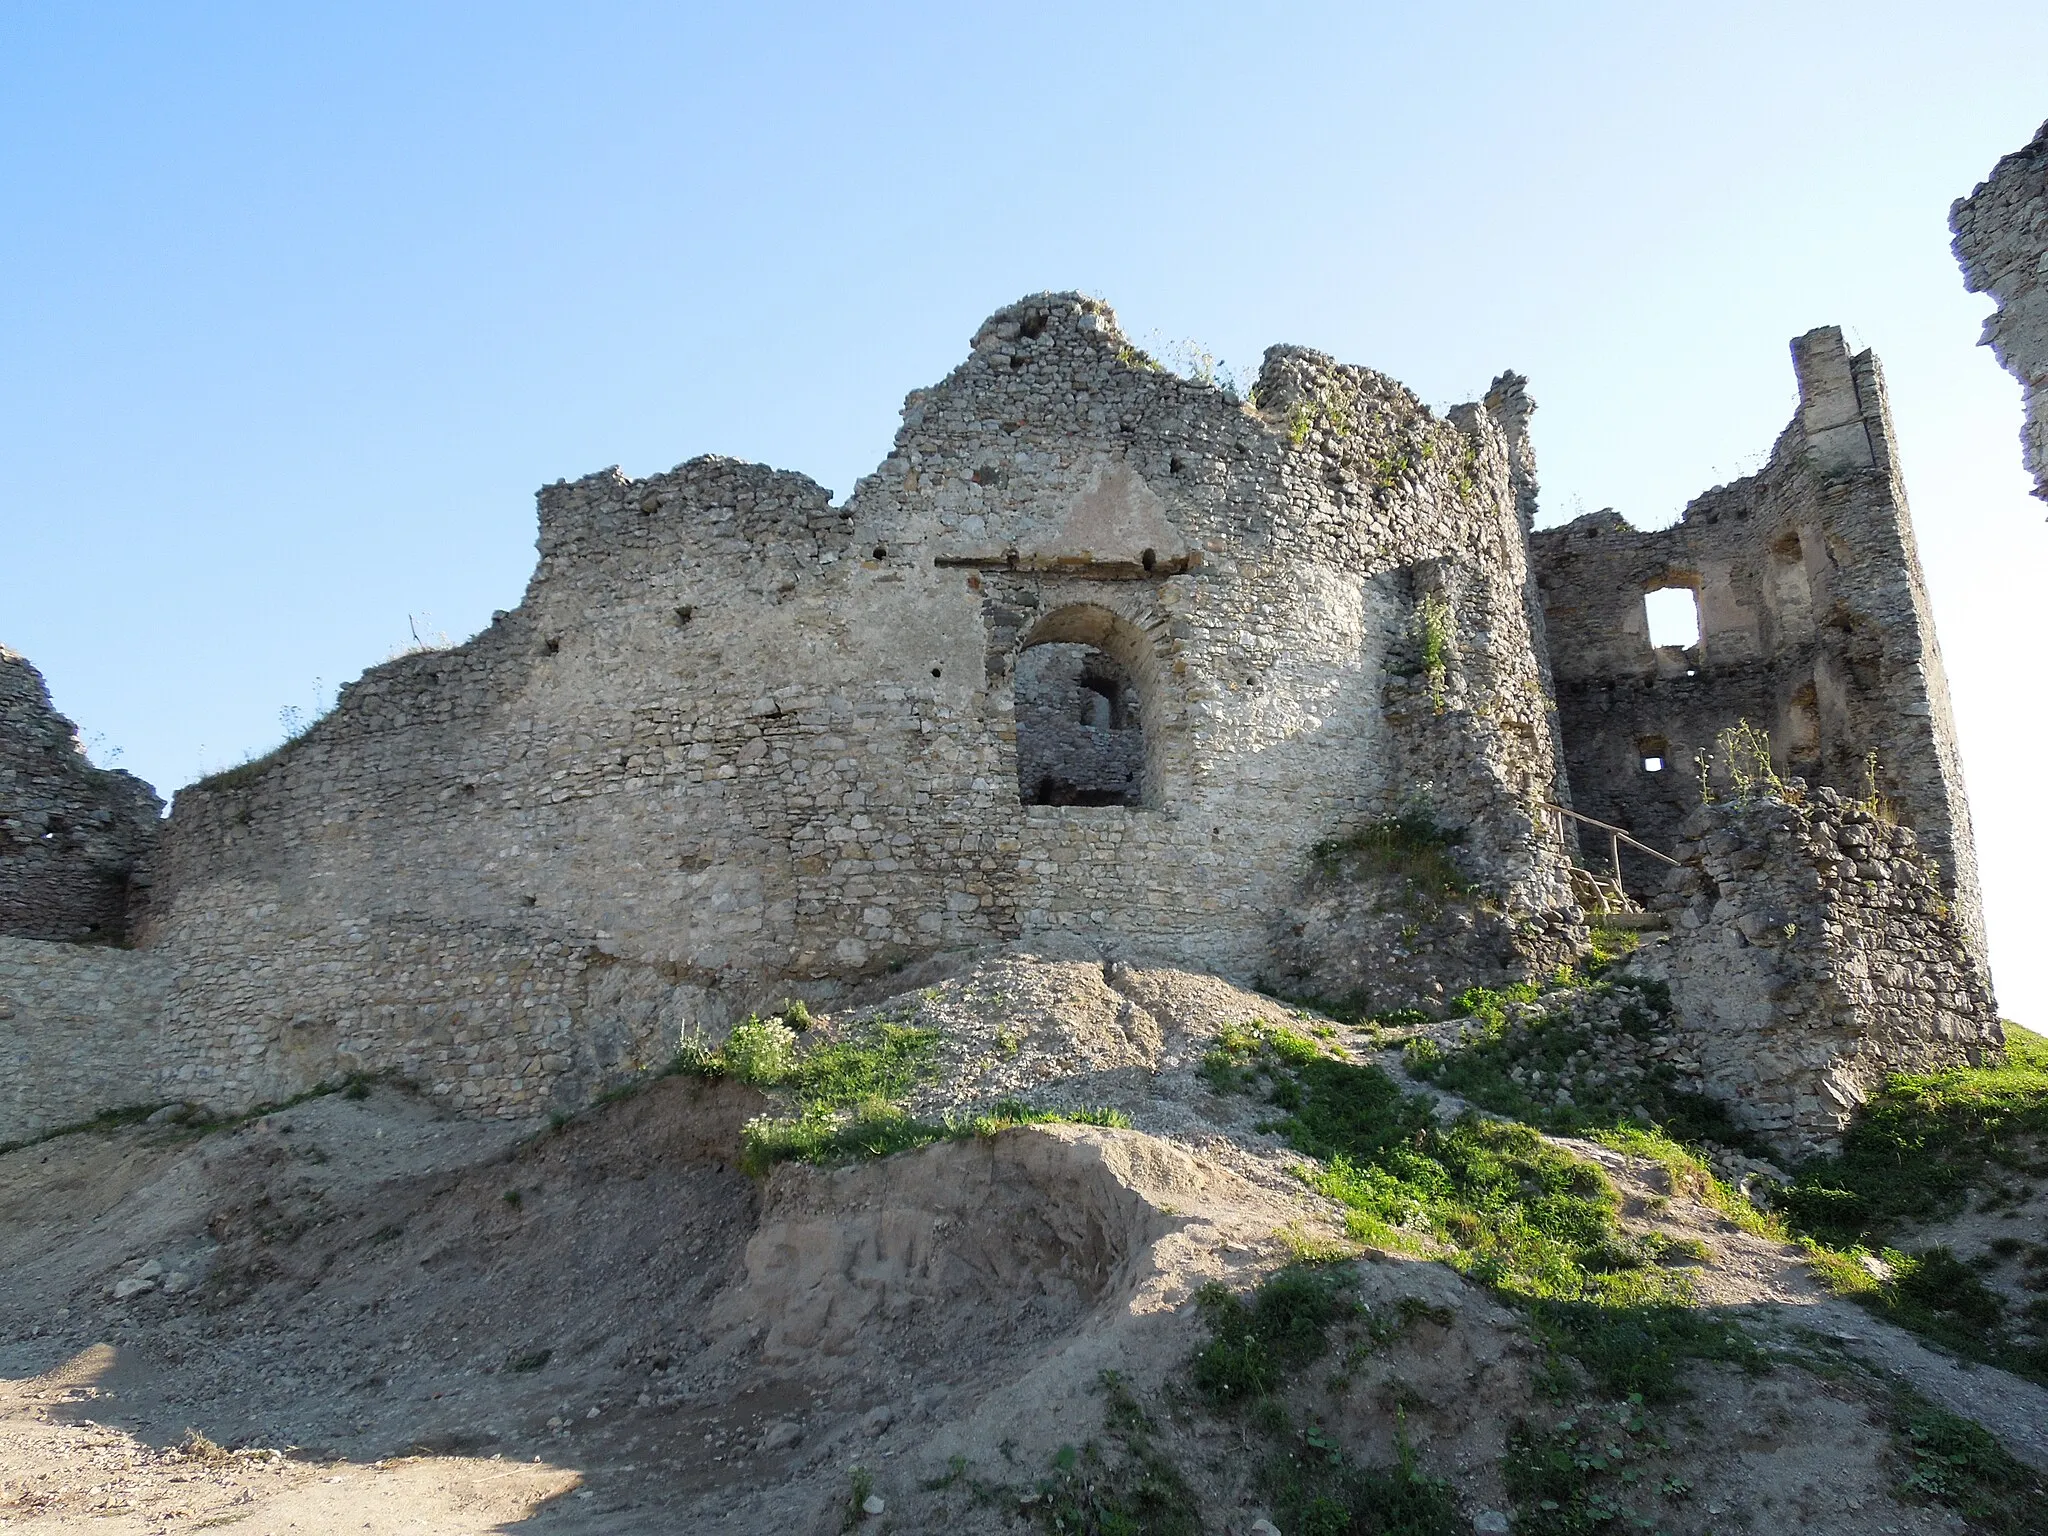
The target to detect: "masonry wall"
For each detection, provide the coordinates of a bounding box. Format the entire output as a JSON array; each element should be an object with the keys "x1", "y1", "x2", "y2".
[
  {"x1": 143, "y1": 293, "x2": 1583, "y2": 1119},
  {"x1": 1639, "y1": 791, "x2": 2000, "y2": 1160},
  {"x1": 0, "y1": 648, "x2": 162, "y2": 942},
  {"x1": 1952, "y1": 118, "x2": 2048, "y2": 507},
  {"x1": 1529, "y1": 328, "x2": 1987, "y2": 967},
  {"x1": 0, "y1": 937, "x2": 169, "y2": 1144}
]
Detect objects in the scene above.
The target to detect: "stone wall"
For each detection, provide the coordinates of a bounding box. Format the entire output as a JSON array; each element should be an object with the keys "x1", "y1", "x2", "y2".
[
  {"x1": 0, "y1": 937, "x2": 169, "y2": 1145},
  {"x1": 1529, "y1": 328, "x2": 1986, "y2": 966},
  {"x1": 1639, "y1": 791, "x2": 2000, "y2": 1160},
  {"x1": 1953, "y1": 118, "x2": 2048, "y2": 507},
  {"x1": 140, "y1": 294, "x2": 1583, "y2": 1119},
  {"x1": 0, "y1": 648, "x2": 162, "y2": 942}
]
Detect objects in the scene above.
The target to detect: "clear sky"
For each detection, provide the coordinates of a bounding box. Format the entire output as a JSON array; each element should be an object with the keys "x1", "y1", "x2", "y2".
[{"x1": 4, "y1": 4, "x2": 2045, "y2": 1020}]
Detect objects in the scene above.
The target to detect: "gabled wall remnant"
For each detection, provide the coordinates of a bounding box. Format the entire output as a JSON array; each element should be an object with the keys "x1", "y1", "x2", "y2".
[
  {"x1": 1641, "y1": 791, "x2": 1999, "y2": 1160},
  {"x1": 1953, "y1": 118, "x2": 2048, "y2": 507},
  {"x1": 0, "y1": 647, "x2": 162, "y2": 943},
  {"x1": 137, "y1": 295, "x2": 1583, "y2": 1117},
  {"x1": 1528, "y1": 329, "x2": 1985, "y2": 969}
]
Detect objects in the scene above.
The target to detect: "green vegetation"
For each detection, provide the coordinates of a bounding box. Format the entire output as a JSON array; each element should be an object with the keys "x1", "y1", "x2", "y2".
[
  {"x1": 678, "y1": 1010, "x2": 1129, "y2": 1173},
  {"x1": 1190, "y1": 1268, "x2": 1462, "y2": 1536},
  {"x1": 1208, "y1": 1022, "x2": 1760, "y2": 1404},
  {"x1": 1504, "y1": 1396, "x2": 1682, "y2": 1536},
  {"x1": 1403, "y1": 974, "x2": 1755, "y2": 1149},
  {"x1": 1890, "y1": 1389, "x2": 2048, "y2": 1536},
  {"x1": 1415, "y1": 592, "x2": 1453, "y2": 710},
  {"x1": 1310, "y1": 810, "x2": 1468, "y2": 906},
  {"x1": 1778, "y1": 1025, "x2": 2048, "y2": 1243},
  {"x1": 1025, "y1": 1374, "x2": 1202, "y2": 1536},
  {"x1": 1769, "y1": 1024, "x2": 2048, "y2": 1384}
]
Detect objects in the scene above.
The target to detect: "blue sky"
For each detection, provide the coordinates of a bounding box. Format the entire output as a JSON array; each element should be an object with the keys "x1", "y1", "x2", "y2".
[{"x1": 4, "y1": 3, "x2": 2045, "y2": 1019}]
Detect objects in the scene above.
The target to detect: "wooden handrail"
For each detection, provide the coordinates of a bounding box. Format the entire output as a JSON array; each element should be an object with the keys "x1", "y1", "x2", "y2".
[
  {"x1": 1542, "y1": 802, "x2": 1679, "y2": 916},
  {"x1": 1542, "y1": 803, "x2": 1678, "y2": 865}
]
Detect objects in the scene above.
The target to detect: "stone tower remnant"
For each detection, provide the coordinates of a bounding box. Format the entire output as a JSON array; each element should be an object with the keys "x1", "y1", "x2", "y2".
[
  {"x1": 1528, "y1": 328, "x2": 1986, "y2": 967},
  {"x1": 1953, "y1": 117, "x2": 2048, "y2": 508},
  {"x1": 0, "y1": 647, "x2": 160, "y2": 943}
]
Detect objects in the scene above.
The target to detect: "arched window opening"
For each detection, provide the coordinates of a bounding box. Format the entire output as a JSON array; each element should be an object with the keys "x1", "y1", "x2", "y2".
[
  {"x1": 1017, "y1": 644, "x2": 1143, "y2": 805},
  {"x1": 1013, "y1": 603, "x2": 1158, "y2": 808}
]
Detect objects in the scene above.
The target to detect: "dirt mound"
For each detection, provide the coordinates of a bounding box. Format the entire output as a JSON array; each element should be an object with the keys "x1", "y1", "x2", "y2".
[{"x1": 2, "y1": 952, "x2": 2043, "y2": 1533}]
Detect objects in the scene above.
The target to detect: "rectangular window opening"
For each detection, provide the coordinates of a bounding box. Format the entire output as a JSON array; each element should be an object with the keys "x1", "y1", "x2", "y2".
[{"x1": 1644, "y1": 586, "x2": 1701, "y2": 650}]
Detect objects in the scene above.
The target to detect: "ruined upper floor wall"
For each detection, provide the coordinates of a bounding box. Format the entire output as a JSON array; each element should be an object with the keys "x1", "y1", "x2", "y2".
[
  {"x1": 145, "y1": 293, "x2": 1581, "y2": 1118},
  {"x1": 1952, "y1": 119, "x2": 2048, "y2": 507},
  {"x1": 0, "y1": 648, "x2": 162, "y2": 943},
  {"x1": 1531, "y1": 328, "x2": 1984, "y2": 964}
]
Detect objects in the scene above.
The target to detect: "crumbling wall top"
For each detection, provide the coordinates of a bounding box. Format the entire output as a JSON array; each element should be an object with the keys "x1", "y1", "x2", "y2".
[{"x1": 1951, "y1": 119, "x2": 2048, "y2": 506}]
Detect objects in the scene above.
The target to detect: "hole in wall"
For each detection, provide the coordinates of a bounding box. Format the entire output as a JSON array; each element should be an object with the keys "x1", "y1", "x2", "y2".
[
  {"x1": 1019, "y1": 312, "x2": 1047, "y2": 340},
  {"x1": 931, "y1": 667, "x2": 942, "y2": 679},
  {"x1": 675, "y1": 606, "x2": 694, "y2": 626},
  {"x1": 1141, "y1": 547, "x2": 1157, "y2": 572},
  {"x1": 872, "y1": 546, "x2": 888, "y2": 561},
  {"x1": 543, "y1": 637, "x2": 561, "y2": 656},
  {"x1": 1169, "y1": 455, "x2": 1184, "y2": 476},
  {"x1": 1638, "y1": 734, "x2": 1670, "y2": 773},
  {"x1": 1015, "y1": 620, "x2": 1150, "y2": 808},
  {"x1": 1643, "y1": 586, "x2": 1701, "y2": 650}
]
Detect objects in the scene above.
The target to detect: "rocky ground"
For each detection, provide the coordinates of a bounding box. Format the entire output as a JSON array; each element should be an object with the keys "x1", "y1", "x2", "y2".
[{"x1": 1, "y1": 947, "x2": 2042, "y2": 1534}]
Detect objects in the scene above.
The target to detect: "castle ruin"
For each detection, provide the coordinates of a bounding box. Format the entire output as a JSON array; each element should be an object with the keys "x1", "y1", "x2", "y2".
[{"x1": 0, "y1": 290, "x2": 2005, "y2": 1159}]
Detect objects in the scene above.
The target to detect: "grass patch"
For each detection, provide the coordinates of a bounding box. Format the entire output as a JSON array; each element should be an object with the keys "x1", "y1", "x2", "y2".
[
  {"x1": 1024, "y1": 1373, "x2": 1202, "y2": 1536},
  {"x1": 0, "y1": 1102, "x2": 167, "y2": 1157},
  {"x1": 1403, "y1": 973, "x2": 1756, "y2": 1149},
  {"x1": 1504, "y1": 1397, "x2": 1686, "y2": 1536},
  {"x1": 1217, "y1": 1028, "x2": 1763, "y2": 1403},
  {"x1": 1778, "y1": 1025, "x2": 2048, "y2": 1244},
  {"x1": 679, "y1": 1013, "x2": 1129, "y2": 1173},
  {"x1": 1890, "y1": 1388, "x2": 2048, "y2": 1536},
  {"x1": 1187, "y1": 1267, "x2": 1465, "y2": 1535},
  {"x1": 1773, "y1": 1024, "x2": 2048, "y2": 1384},
  {"x1": 1311, "y1": 811, "x2": 1468, "y2": 905}
]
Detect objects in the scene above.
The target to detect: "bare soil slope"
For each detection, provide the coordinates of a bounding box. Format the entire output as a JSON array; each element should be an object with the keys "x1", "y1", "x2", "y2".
[{"x1": 1, "y1": 951, "x2": 2040, "y2": 1533}]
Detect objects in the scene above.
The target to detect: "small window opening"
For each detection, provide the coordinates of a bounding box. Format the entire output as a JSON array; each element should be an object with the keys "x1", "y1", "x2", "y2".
[
  {"x1": 1643, "y1": 586, "x2": 1700, "y2": 650},
  {"x1": 1140, "y1": 547, "x2": 1157, "y2": 572},
  {"x1": 1638, "y1": 734, "x2": 1670, "y2": 774},
  {"x1": 1642, "y1": 755, "x2": 1665, "y2": 773},
  {"x1": 1016, "y1": 643, "x2": 1144, "y2": 806}
]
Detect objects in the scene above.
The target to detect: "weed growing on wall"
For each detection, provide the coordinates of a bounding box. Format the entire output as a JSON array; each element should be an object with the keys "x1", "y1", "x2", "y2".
[
  {"x1": 1311, "y1": 810, "x2": 1468, "y2": 909},
  {"x1": 1416, "y1": 592, "x2": 1453, "y2": 711}
]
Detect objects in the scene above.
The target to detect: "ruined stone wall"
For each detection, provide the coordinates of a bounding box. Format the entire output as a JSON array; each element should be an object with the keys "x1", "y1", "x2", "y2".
[
  {"x1": 0, "y1": 647, "x2": 162, "y2": 943},
  {"x1": 1953, "y1": 118, "x2": 2048, "y2": 507},
  {"x1": 143, "y1": 293, "x2": 1581, "y2": 1118},
  {"x1": 1639, "y1": 791, "x2": 1999, "y2": 1160},
  {"x1": 1530, "y1": 329, "x2": 1986, "y2": 965},
  {"x1": 0, "y1": 937, "x2": 170, "y2": 1144}
]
